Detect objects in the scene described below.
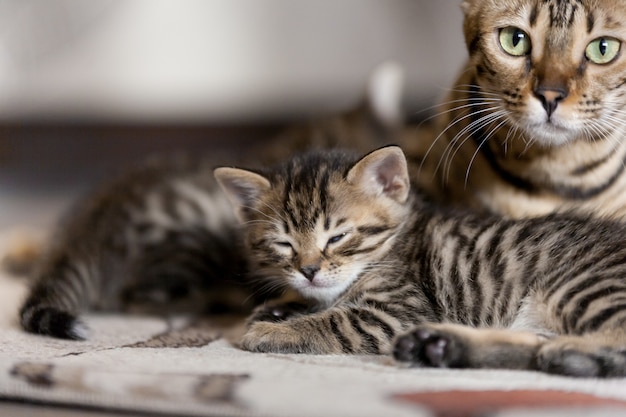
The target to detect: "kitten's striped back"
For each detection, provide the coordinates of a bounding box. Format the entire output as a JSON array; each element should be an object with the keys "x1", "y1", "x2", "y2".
[{"x1": 220, "y1": 146, "x2": 626, "y2": 377}]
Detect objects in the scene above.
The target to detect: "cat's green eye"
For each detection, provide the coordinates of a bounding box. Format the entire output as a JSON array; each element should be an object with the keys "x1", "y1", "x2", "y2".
[
  {"x1": 499, "y1": 27, "x2": 531, "y2": 57},
  {"x1": 585, "y1": 37, "x2": 621, "y2": 65},
  {"x1": 327, "y1": 233, "x2": 347, "y2": 246}
]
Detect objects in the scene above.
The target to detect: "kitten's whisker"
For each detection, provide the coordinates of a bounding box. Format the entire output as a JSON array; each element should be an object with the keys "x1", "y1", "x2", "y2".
[
  {"x1": 255, "y1": 199, "x2": 287, "y2": 223},
  {"x1": 242, "y1": 220, "x2": 279, "y2": 227},
  {"x1": 239, "y1": 204, "x2": 283, "y2": 224}
]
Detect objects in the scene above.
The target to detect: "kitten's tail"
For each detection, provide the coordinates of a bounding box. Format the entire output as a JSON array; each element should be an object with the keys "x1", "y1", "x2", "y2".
[
  {"x1": 19, "y1": 253, "x2": 95, "y2": 340},
  {"x1": 20, "y1": 303, "x2": 89, "y2": 340},
  {"x1": 0, "y1": 229, "x2": 87, "y2": 338}
]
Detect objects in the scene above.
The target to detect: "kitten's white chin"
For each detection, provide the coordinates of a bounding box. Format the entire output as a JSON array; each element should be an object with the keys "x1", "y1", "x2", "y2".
[{"x1": 290, "y1": 270, "x2": 360, "y2": 305}]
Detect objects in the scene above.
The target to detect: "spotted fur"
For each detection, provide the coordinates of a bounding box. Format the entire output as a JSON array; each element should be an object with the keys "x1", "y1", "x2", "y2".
[
  {"x1": 407, "y1": 0, "x2": 626, "y2": 219},
  {"x1": 219, "y1": 146, "x2": 626, "y2": 378}
]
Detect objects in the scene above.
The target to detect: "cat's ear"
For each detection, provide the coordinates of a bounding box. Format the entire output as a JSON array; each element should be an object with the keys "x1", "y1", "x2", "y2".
[
  {"x1": 347, "y1": 146, "x2": 410, "y2": 203},
  {"x1": 214, "y1": 167, "x2": 271, "y2": 217}
]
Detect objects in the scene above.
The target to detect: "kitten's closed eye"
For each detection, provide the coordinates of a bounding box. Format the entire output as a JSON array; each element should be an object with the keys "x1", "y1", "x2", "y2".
[{"x1": 274, "y1": 241, "x2": 295, "y2": 255}]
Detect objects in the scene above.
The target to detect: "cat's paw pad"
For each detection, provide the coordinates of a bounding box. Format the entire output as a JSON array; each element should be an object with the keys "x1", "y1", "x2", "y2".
[
  {"x1": 248, "y1": 301, "x2": 311, "y2": 324},
  {"x1": 393, "y1": 325, "x2": 463, "y2": 368}
]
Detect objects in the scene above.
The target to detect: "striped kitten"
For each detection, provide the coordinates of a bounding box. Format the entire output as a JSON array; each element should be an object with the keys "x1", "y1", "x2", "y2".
[
  {"x1": 17, "y1": 63, "x2": 404, "y2": 340},
  {"x1": 407, "y1": 0, "x2": 626, "y2": 219},
  {"x1": 219, "y1": 146, "x2": 626, "y2": 377}
]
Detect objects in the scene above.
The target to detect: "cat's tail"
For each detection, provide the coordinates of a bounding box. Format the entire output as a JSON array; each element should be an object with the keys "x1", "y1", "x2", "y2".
[
  {"x1": 19, "y1": 252, "x2": 95, "y2": 340},
  {"x1": 0, "y1": 229, "x2": 87, "y2": 339}
]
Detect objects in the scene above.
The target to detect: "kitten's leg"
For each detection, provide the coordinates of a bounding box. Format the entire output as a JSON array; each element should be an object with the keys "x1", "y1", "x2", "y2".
[
  {"x1": 532, "y1": 274, "x2": 626, "y2": 377},
  {"x1": 394, "y1": 324, "x2": 626, "y2": 377},
  {"x1": 393, "y1": 323, "x2": 544, "y2": 371},
  {"x1": 536, "y1": 331, "x2": 626, "y2": 377},
  {"x1": 240, "y1": 305, "x2": 404, "y2": 354}
]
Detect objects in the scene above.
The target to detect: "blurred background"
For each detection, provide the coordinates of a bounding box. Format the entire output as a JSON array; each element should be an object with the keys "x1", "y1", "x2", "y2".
[{"x1": 0, "y1": 0, "x2": 466, "y2": 230}]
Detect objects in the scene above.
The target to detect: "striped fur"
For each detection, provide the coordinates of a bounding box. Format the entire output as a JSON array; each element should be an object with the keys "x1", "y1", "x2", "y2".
[
  {"x1": 17, "y1": 65, "x2": 402, "y2": 340},
  {"x1": 406, "y1": 0, "x2": 626, "y2": 219},
  {"x1": 218, "y1": 146, "x2": 626, "y2": 377},
  {"x1": 19, "y1": 157, "x2": 255, "y2": 339}
]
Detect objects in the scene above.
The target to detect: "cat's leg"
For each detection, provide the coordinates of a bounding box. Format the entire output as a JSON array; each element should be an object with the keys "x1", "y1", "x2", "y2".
[
  {"x1": 393, "y1": 323, "x2": 544, "y2": 371},
  {"x1": 240, "y1": 305, "x2": 404, "y2": 354},
  {"x1": 530, "y1": 274, "x2": 626, "y2": 377},
  {"x1": 394, "y1": 324, "x2": 626, "y2": 377},
  {"x1": 536, "y1": 331, "x2": 626, "y2": 377}
]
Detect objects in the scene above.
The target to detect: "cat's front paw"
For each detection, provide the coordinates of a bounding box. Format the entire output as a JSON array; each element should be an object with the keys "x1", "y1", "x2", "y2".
[
  {"x1": 393, "y1": 325, "x2": 465, "y2": 368},
  {"x1": 240, "y1": 321, "x2": 309, "y2": 354}
]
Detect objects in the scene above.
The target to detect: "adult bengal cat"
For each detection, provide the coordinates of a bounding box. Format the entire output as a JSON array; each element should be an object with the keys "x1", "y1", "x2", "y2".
[{"x1": 407, "y1": 0, "x2": 626, "y2": 220}]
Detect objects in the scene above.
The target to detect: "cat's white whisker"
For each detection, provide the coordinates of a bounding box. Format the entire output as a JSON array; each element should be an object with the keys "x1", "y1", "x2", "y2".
[
  {"x1": 428, "y1": 105, "x2": 502, "y2": 180},
  {"x1": 441, "y1": 109, "x2": 506, "y2": 183},
  {"x1": 465, "y1": 117, "x2": 510, "y2": 187}
]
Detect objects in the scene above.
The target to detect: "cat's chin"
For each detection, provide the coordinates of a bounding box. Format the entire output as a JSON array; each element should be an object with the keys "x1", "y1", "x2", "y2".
[
  {"x1": 290, "y1": 275, "x2": 357, "y2": 305},
  {"x1": 523, "y1": 121, "x2": 579, "y2": 148}
]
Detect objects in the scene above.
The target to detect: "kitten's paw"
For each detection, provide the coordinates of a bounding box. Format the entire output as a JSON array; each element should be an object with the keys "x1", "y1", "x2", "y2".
[
  {"x1": 247, "y1": 301, "x2": 312, "y2": 324},
  {"x1": 537, "y1": 340, "x2": 626, "y2": 378},
  {"x1": 240, "y1": 322, "x2": 288, "y2": 353},
  {"x1": 393, "y1": 325, "x2": 465, "y2": 368},
  {"x1": 240, "y1": 321, "x2": 312, "y2": 354},
  {"x1": 20, "y1": 306, "x2": 89, "y2": 340}
]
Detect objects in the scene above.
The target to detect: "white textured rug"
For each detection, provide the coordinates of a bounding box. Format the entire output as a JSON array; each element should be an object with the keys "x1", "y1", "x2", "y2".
[{"x1": 2, "y1": 236, "x2": 626, "y2": 417}]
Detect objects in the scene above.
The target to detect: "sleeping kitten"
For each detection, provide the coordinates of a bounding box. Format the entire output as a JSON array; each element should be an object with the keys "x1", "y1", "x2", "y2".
[
  {"x1": 406, "y1": 0, "x2": 626, "y2": 220},
  {"x1": 217, "y1": 146, "x2": 626, "y2": 378},
  {"x1": 17, "y1": 63, "x2": 405, "y2": 340}
]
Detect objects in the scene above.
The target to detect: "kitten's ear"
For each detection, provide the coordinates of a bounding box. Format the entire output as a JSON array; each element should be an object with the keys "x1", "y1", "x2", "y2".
[
  {"x1": 214, "y1": 167, "x2": 271, "y2": 216},
  {"x1": 347, "y1": 146, "x2": 410, "y2": 203}
]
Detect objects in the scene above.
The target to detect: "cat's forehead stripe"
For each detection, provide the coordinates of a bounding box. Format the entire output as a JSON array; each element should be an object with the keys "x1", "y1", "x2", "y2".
[
  {"x1": 541, "y1": 0, "x2": 582, "y2": 29},
  {"x1": 281, "y1": 159, "x2": 335, "y2": 232},
  {"x1": 529, "y1": 4, "x2": 539, "y2": 27},
  {"x1": 586, "y1": 11, "x2": 594, "y2": 33}
]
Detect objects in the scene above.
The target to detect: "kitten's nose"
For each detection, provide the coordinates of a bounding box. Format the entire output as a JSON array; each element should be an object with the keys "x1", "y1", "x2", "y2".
[
  {"x1": 534, "y1": 87, "x2": 568, "y2": 118},
  {"x1": 300, "y1": 265, "x2": 320, "y2": 281}
]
